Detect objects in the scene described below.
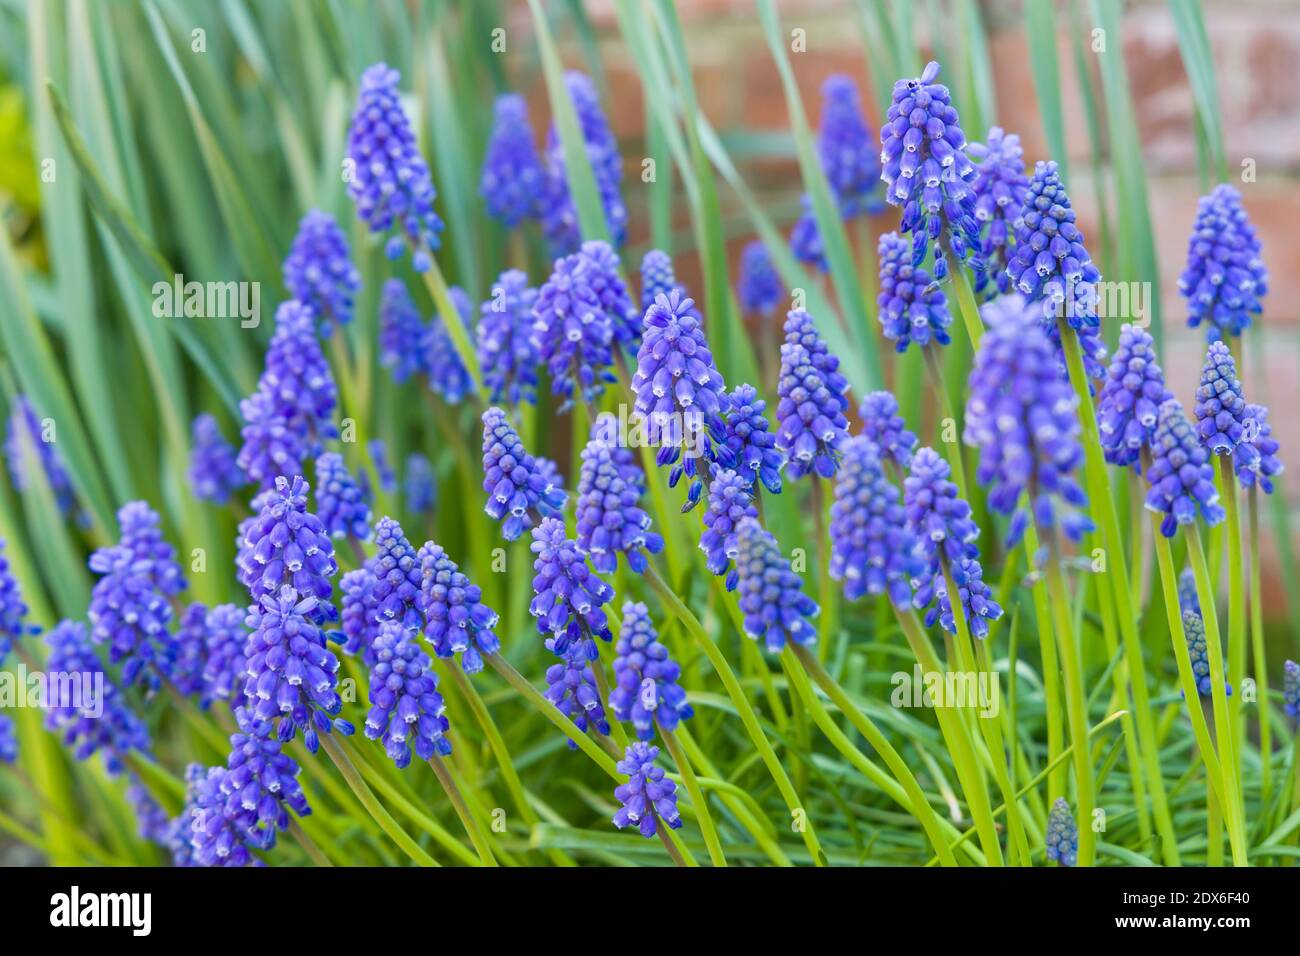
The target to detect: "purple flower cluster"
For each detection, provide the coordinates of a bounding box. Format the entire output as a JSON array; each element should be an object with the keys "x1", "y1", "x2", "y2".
[
  {"x1": 185, "y1": 765, "x2": 260, "y2": 867},
  {"x1": 790, "y1": 194, "x2": 828, "y2": 273},
  {"x1": 776, "y1": 342, "x2": 849, "y2": 480},
  {"x1": 282, "y1": 209, "x2": 360, "y2": 335},
  {"x1": 405, "y1": 453, "x2": 436, "y2": 514},
  {"x1": 1194, "y1": 341, "x2": 1251, "y2": 458},
  {"x1": 533, "y1": 251, "x2": 618, "y2": 408},
  {"x1": 544, "y1": 637, "x2": 611, "y2": 748},
  {"x1": 612, "y1": 742, "x2": 682, "y2": 839},
  {"x1": 530, "y1": 517, "x2": 615, "y2": 662},
  {"x1": 364, "y1": 621, "x2": 451, "y2": 768},
  {"x1": 379, "y1": 279, "x2": 428, "y2": 384},
  {"x1": 1179, "y1": 184, "x2": 1268, "y2": 341},
  {"x1": 609, "y1": 601, "x2": 692, "y2": 740},
  {"x1": 1284, "y1": 660, "x2": 1299, "y2": 723},
  {"x1": 582, "y1": 240, "x2": 641, "y2": 348},
  {"x1": 1145, "y1": 400, "x2": 1225, "y2": 538},
  {"x1": 963, "y1": 298, "x2": 1091, "y2": 546},
  {"x1": 340, "y1": 567, "x2": 379, "y2": 658},
  {"x1": 1184, "y1": 608, "x2": 1230, "y2": 698},
  {"x1": 817, "y1": 74, "x2": 883, "y2": 218},
  {"x1": 44, "y1": 620, "x2": 150, "y2": 775},
  {"x1": 237, "y1": 476, "x2": 337, "y2": 615},
  {"x1": 830, "y1": 436, "x2": 922, "y2": 605},
  {"x1": 418, "y1": 541, "x2": 500, "y2": 674},
  {"x1": 699, "y1": 467, "x2": 758, "y2": 591},
  {"x1": 242, "y1": 586, "x2": 352, "y2": 752},
  {"x1": 480, "y1": 93, "x2": 544, "y2": 229},
  {"x1": 540, "y1": 71, "x2": 626, "y2": 255},
  {"x1": 0, "y1": 716, "x2": 16, "y2": 764},
  {"x1": 639, "y1": 250, "x2": 685, "y2": 313},
  {"x1": 737, "y1": 241, "x2": 782, "y2": 317},
  {"x1": 220, "y1": 709, "x2": 312, "y2": 850},
  {"x1": 720, "y1": 384, "x2": 784, "y2": 494},
  {"x1": 968, "y1": 127, "x2": 1029, "y2": 297},
  {"x1": 315, "y1": 452, "x2": 372, "y2": 541},
  {"x1": 368, "y1": 439, "x2": 397, "y2": 494},
  {"x1": 346, "y1": 63, "x2": 443, "y2": 270},
  {"x1": 735, "y1": 518, "x2": 818, "y2": 652},
  {"x1": 1235, "y1": 404, "x2": 1283, "y2": 494},
  {"x1": 5, "y1": 395, "x2": 78, "y2": 519},
  {"x1": 424, "y1": 288, "x2": 475, "y2": 405},
  {"x1": 1045, "y1": 798, "x2": 1078, "y2": 867},
  {"x1": 87, "y1": 501, "x2": 187, "y2": 687},
  {"x1": 877, "y1": 230, "x2": 952, "y2": 351},
  {"x1": 576, "y1": 427, "x2": 663, "y2": 575},
  {"x1": 879, "y1": 61, "x2": 981, "y2": 282},
  {"x1": 189, "y1": 413, "x2": 244, "y2": 504},
  {"x1": 481, "y1": 406, "x2": 567, "y2": 540},
  {"x1": 369, "y1": 517, "x2": 424, "y2": 635},
  {"x1": 857, "y1": 391, "x2": 918, "y2": 470},
  {"x1": 632, "y1": 290, "x2": 732, "y2": 509},
  {"x1": 200, "y1": 603, "x2": 248, "y2": 709},
  {"x1": 1007, "y1": 161, "x2": 1101, "y2": 328},
  {"x1": 1097, "y1": 324, "x2": 1172, "y2": 471},
  {"x1": 171, "y1": 603, "x2": 212, "y2": 703},
  {"x1": 0, "y1": 537, "x2": 32, "y2": 661},
  {"x1": 477, "y1": 269, "x2": 540, "y2": 406}
]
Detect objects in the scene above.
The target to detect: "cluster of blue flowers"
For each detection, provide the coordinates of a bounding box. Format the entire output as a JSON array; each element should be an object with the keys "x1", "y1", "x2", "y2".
[
  {"x1": 877, "y1": 230, "x2": 952, "y2": 352},
  {"x1": 1183, "y1": 608, "x2": 1230, "y2": 698},
  {"x1": 364, "y1": 621, "x2": 451, "y2": 768},
  {"x1": 612, "y1": 741, "x2": 682, "y2": 839},
  {"x1": 418, "y1": 540, "x2": 500, "y2": 674},
  {"x1": 1236, "y1": 404, "x2": 1283, "y2": 494},
  {"x1": 609, "y1": 601, "x2": 692, "y2": 740},
  {"x1": 737, "y1": 242, "x2": 782, "y2": 317},
  {"x1": 1097, "y1": 325, "x2": 1172, "y2": 471},
  {"x1": 968, "y1": 127, "x2": 1029, "y2": 298},
  {"x1": 315, "y1": 452, "x2": 372, "y2": 541},
  {"x1": 817, "y1": 74, "x2": 883, "y2": 218},
  {"x1": 481, "y1": 407, "x2": 567, "y2": 540},
  {"x1": 0, "y1": 540, "x2": 31, "y2": 764},
  {"x1": 477, "y1": 269, "x2": 540, "y2": 406},
  {"x1": 775, "y1": 339, "x2": 849, "y2": 481},
  {"x1": 720, "y1": 384, "x2": 784, "y2": 494},
  {"x1": 576, "y1": 424, "x2": 663, "y2": 574},
  {"x1": 5, "y1": 395, "x2": 79, "y2": 520},
  {"x1": 1179, "y1": 184, "x2": 1268, "y2": 341},
  {"x1": 1193, "y1": 341, "x2": 1251, "y2": 459},
  {"x1": 189, "y1": 414, "x2": 244, "y2": 504},
  {"x1": 857, "y1": 391, "x2": 918, "y2": 470},
  {"x1": 1045, "y1": 798, "x2": 1078, "y2": 866},
  {"x1": 790, "y1": 194, "x2": 827, "y2": 273},
  {"x1": 282, "y1": 209, "x2": 360, "y2": 336},
  {"x1": 533, "y1": 250, "x2": 619, "y2": 409},
  {"x1": 735, "y1": 518, "x2": 819, "y2": 652},
  {"x1": 699, "y1": 468, "x2": 758, "y2": 592},
  {"x1": 480, "y1": 94, "x2": 545, "y2": 229},
  {"x1": 1145, "y1": 400, "x2": 1225, "y2": 538}
]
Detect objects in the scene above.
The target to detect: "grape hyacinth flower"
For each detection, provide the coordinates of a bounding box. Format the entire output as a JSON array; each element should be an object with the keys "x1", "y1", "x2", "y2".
[
  {"x1": 720, "y1": 384, "x2": 784, "y2": 494},
  {"x1": 187, "y1": 766, "x2": 260, "y2": 867},
  {"x1": 368, "y1": 439, "x2": 397, "y2": 494},
  {"x1": 378, "y1": 279, "x2": 429, "y2": 384},
  {"x1": 236, "y1": 390, "x2": 306, "y2": 490},
  {"x1": 1184, "y1": 608, "x2": 1231, "y2": 698},
  {"x1": 340, "y1": 567, "x2": 379, "y2": 658},
  {"x1": 0, "y1": 715, "x2": 16, "y2": 764},
  {"x1": 128, "y1": 774, "x2": 172, "y2": 846},
  {"x1": 544, "y1": 636, "x2": 611, "y2": 748},
  {"x1": 171, "y1": 603, "x2": 211, "y2": 704},
  {"x1": 967, "y1": 127, "x2": 1029, "y2": 297},
  {"x1": 775, "y1": 342, "x2": 850, "y2": 480},
  {"x1": 5, "y1": 395, "x2": 78, "y2": 519},
  {"x1": 737, "y1": 241, "x2": 781, "y2": 317},
  {"x1": 1145, "y1": 400, "x2": 1225, "y2": 538},
  {"x1": 1097, "y1": 324, "x2": 1172, "y2": 471},
  {"x1": 44, "y1": 620, "x2": 150, "y2": 775},
  {"x1": 790, "y1": 194, "x2": 828, "y2": 273},
  {"x1": 480, "y1": 93, "x2": 544, "y2": 229},
  {"x1": 876, "y1": 231, "x2": 952, "y2": 351},
  {"x1": 1235, "y1": 404, "x2": 1283, "y2": 494},
  {"x1": 238, "y1": 476, "x2": 337, "y2": 616},
  {"x1": 1006, "y1": 160, "x2": 1101, "y2": 328},
  {"x1": 315, "y1": 452, "x2": 372, "y2": 541},
  {"x1": 370, "y1": 517, "x2": 425, "y2": 634},
  {"x1": 346, "y1": 63, "x2": 443, "y2": 270},
  {"x1": 817, "y1": 74, "x2": 883, "y2": 218},
  {"x1": 88, "y1": 501, "x2": 187, "y2": 687},
  {"x1": 1178, "y1": 568, "x2": 1200, "y2": 616},
  {"x1": 364, "y1": 621, "x2": 451, "y2": 768},
  {"x1": 699, "y1": 467, "x2": 758, "y2": 592},
  {"x1": 609, "y1": 601, "x2": 693, "y2": 741},
  {"x1": 405, "y1": 452, "x2": 436, "y2": 514},
  {"x1": 424, "y1": 288, "x2": 475, "y2": 405},
  {"x1": 418, "y1": 541, "x2": 500, "y2": 674},
  {"x1": 632, "y1": 290, "x2": 732, "y2": 509},
  {"x1": 581, "y1": 240, "x2": 641, "y2": 348},
  {"x1": 189, "y1": 413, "x2": 244, "y2": 504},
  {"x1": 477, "y1": 269, "x2": 540, "y2": 406},
  {"x1": 904, "y1": 447, "x2": 1003, "y2": 638},
  {"x1": 575, "y1": 429, "x2": 663, "y2": 574},
  {"x1": 612, "y1": 742, "x2": 682, "y2": 839},
  {"x1": 963, "y1": 299, "x2": 1092, "y2": 546},
  {"x1": 857, "y1": 391, "x2": 918, "y2": 470},
  {"x1": 243, "y1": 585, "x2": 352, "y2": 751},
  {"x1": 734, "y1": 518, "x2": 818, "y2": 652},
  {"x1": 1194, "y1": 341, "x2": 1252, "y2": 461},
  {"x1": 481, "y1": 406, "x2": 567, "y2": 540},
  {"x1": 639, "y1": 249, "x2": 689, "y2": 314},
  {"x1": 540, "y1": 71, "x2": 626, "y2": 255},
  {"x1": 533, "y1": 252, "x2": 618, "y2": 409},
  {"x1": 878, "y1": 61, "x2": 981, "y2": 282},
  {"x1": 783, "y1": 309, "x2": 850, "y2": 411},
  {"x1": 1179, "y1": 184, "x2": 1268, "y2": 341},
  {"x1": 1045, "y1": 798, "x2": 1078, "y2": 867},
  {"x1": 530, "y1": 517, "x2": 615, "y2": 662},
  {"x1": 1283, "y1": 660, "x2": 1299, "y2": 723},
  {"x1": 221, "y1": 708, "x2": 312, "y2": 849},
  {"x1": 829, "y1": 436, "x2": 923, "y2": 605},
  {"x1": 0, "y1": 538, "x2": 32, "y2": 661},
  {"x1": 201, "y1": 604, "x2": 248, "y2": 709},
  {"x1": 282, "y1": 209, "x2": 360, "y2": 336}
]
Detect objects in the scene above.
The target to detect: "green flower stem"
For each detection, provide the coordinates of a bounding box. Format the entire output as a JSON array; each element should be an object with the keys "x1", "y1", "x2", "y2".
[
  {"x1": 948, "y1": 263, "x2": 984, "y2": 351},
  {"x1": 443, "y1": 664, "x2": 576, "y2": 867},
  {"x1": 781, "y1": 645, "x2": 959, "y2": 866},
  {"x1": 486, "y1": 653, "x2": 621, "y2": 779},
  {"x1": 1035, "y1": 527, "x2": 1096, "y2": 866},
  {"x1": 427, "y1": 754, "x2": 499, "y2": 866},
  {"x1": 1060, "y1": 323, "x2": 1179, "y2": 866},
  {"x1": 812, "y1": 477, "x2": 837, "y2": 665},
  {"x1": 675, "y1": 726, "x2": 794, "y2": 866},
  {"x1": 659, "y1": 726, "x2": 727, "y2": 867},
  {"x1": 644, "y1": 563, "x2": 825, "y2": 865},
  {"x1": 893, "y1": 603, "x2": 1007, "y2": 863},
  {"x1": 1218, "y1": 455, "x2": 1247, "y2": 773},
  {"x1": 972, "y1": 638, "x2": 1034, "y2": 866},
  {"x1": 1248, "y1": 487, "x2": 1272, "y2": 818},
  {"x1": 1128, "y1": 468, "x2": 1147, "y2": 603},
  {"x1": 1022, "y1": 523, "x2": 1065, "y2": 804},
  {"x1": 1204, "y1": 724, "x2": 1224, "y2": 867},
  {"x1": 318, "y1": 732, "x2": 439, "y2": 867},
  {"x1": 1186, "y1": 526, "x2": 1249, "y2": 866},
  {"x1": 590, "y1": 653, "x2": 630, "y2": 751},
  {"x1": 417, "y1": 254, "x2": 485, "y2": 398},
  {"x1": 287, "y1": 817, "x2": 333, "y2": 867}
]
